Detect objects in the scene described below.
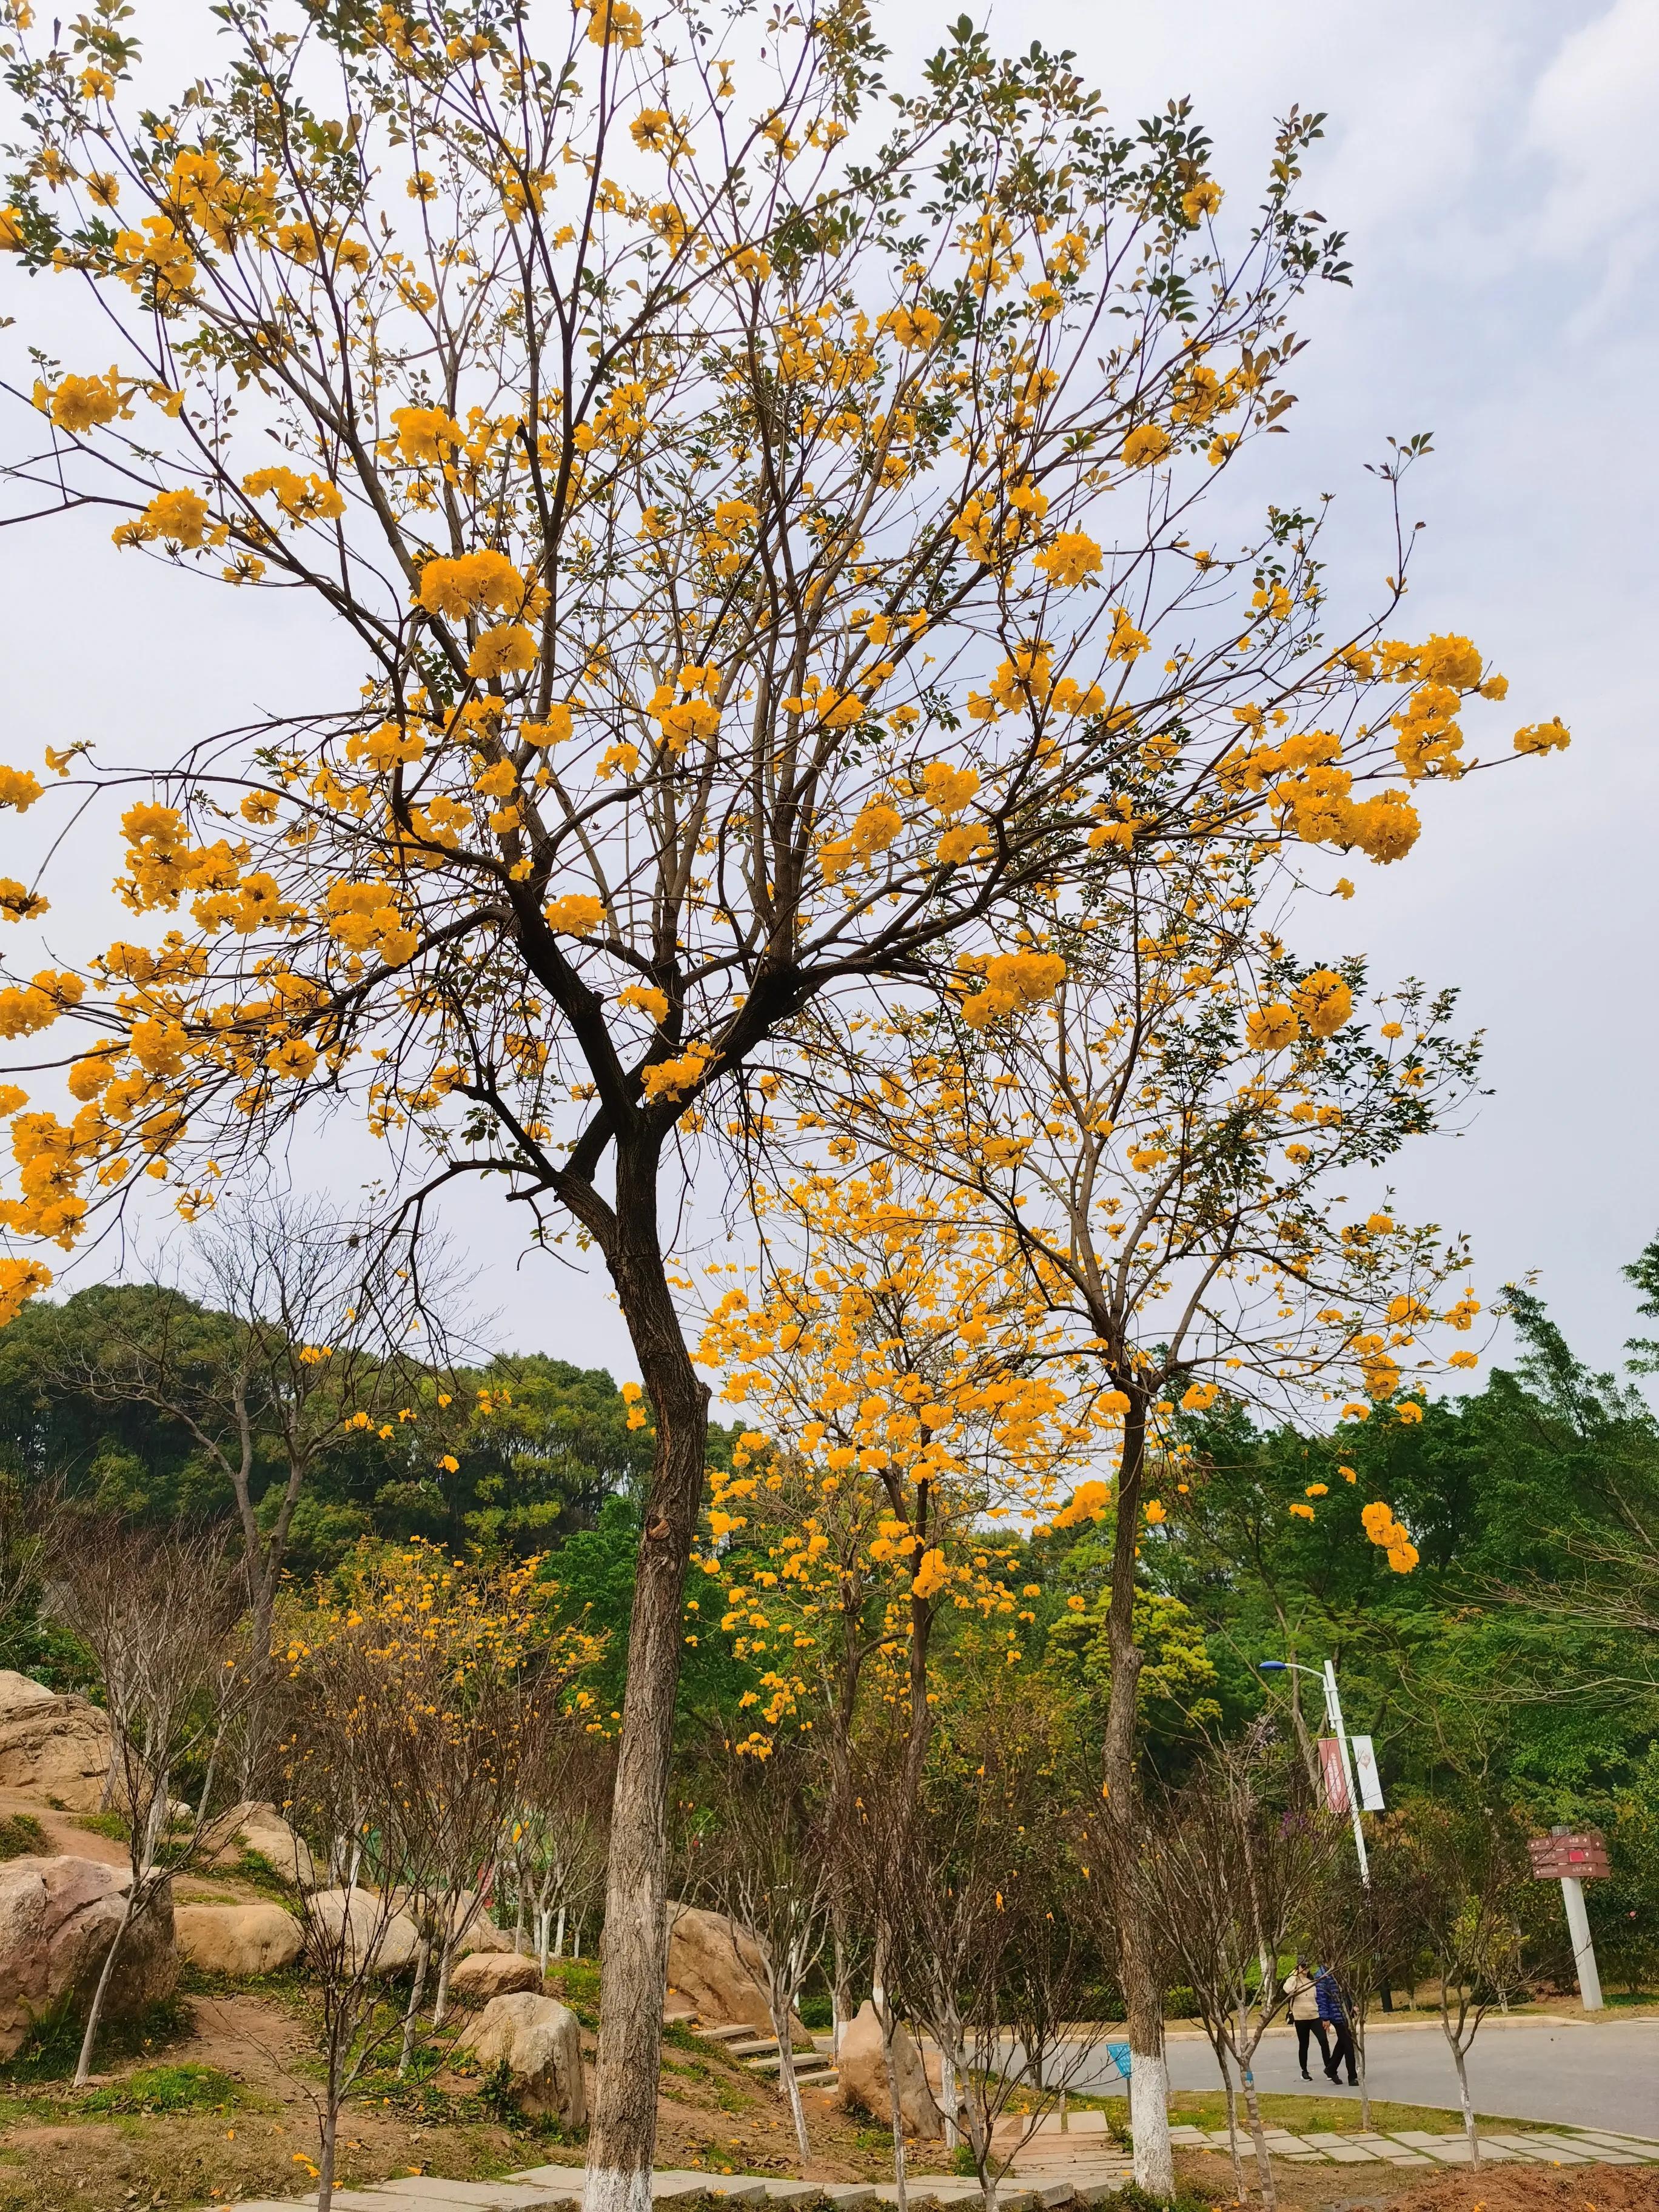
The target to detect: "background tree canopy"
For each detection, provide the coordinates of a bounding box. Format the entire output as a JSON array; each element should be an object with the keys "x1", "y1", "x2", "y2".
[{"x1": 4, "y1": 1248, "x2": 1657, "y2": 1988}]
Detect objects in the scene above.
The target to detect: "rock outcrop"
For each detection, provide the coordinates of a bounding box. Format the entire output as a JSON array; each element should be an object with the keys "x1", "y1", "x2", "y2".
[
  {"x1": 0, "y1": 1672, "x2": 112, "y2": 1812},
  {"x1": 203, "y1": 1800, "x2": 318, "y2": 1889},
  {"x1": 302, "y1": 1887, "x2": 421, "y2": 1975},
  {"x1": 447, "y1": 1949, "x2": 543, "y2": 2005},
  {"x1": 665, "y1": 1900, "x2": 802, "y2": 2036},
  {"x1": 836, "y1": 1999, "x2": 943, "y2": 2137},
  {"x1": 458, "y1": 1991, "x2": 586, "y2": 2125},
  {"x1": 0, "y1": 1854, "x2": 176, "y2": 2059},
  {"x1": 175, "y1": 1899, "x2": 303, "y2": 1977}
]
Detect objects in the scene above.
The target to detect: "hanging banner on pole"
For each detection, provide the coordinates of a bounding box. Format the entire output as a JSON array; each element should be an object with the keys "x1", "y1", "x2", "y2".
[
  {"x1": 1318, "y1": 1737, "x2": 1349, "y2": 1815},
  {"x1": 1350, "y1": 1734, "x2": 1385, "y2": 1811}
]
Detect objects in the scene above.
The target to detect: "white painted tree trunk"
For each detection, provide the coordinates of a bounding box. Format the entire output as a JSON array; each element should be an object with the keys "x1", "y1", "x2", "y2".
[{"x1": 1128, "y1": 2045, "x2": 1173, "y2": 2197}]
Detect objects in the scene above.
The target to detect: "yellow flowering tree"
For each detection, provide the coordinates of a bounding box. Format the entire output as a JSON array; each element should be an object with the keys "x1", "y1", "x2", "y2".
[
  {"x1": 0, "y1": 0, "x2": 1566, "y2": 2185},
  {"x1": 280, "y1": 1540, "x2": 603, "y2": 2210},
  {"x1": 785, "y1": 839, "x2": 1510, "y2": 2187},
  {"x1": 697, "y1": 1161, "x2": 1085, "y2": 2040}
]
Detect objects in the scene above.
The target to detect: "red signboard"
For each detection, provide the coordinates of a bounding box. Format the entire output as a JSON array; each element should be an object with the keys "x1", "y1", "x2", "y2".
[{"x1": 1528, "y1": 1830, "x2": 1610, "y2": 1880}]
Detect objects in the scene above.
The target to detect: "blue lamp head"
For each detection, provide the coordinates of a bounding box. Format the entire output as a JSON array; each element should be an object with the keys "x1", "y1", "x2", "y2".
[{"x1": 1258, "y1": 1660, "x2": 1288, "y2": 1672}]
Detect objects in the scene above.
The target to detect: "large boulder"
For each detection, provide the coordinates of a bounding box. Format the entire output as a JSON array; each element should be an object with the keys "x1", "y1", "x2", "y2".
[
  {"x1": 447, "y1": 1949, "x2": 543, "y2": 2006},
  {"x1": 836, "y1": 1999, "x2": 943, "y2": 2137},
  {"x1": 0, "y1": 1672, "x2": 112, "y2": 1811},
  {"x1": 457, "y1": 1991, "x2": 586, "y2": 2126},
  {"x1": 303, "y1": 1888, "x2": 421, "y2": 1976},
  {"x1": 0, "y1": 1855, "x2": 177, "y2": 2059},
  {"x1": 203, "y1": 1800, "x2": 318, "y2": 1889},
  {"x1": 665, "y1": 1901, "x2": 803, "y2": 2036},
  {"x1": 175, "y1": 1900, "x2": 302, "y2": 1977}
]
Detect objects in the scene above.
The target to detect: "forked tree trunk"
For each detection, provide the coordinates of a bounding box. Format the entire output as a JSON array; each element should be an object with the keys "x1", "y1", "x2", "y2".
[
  {"x1": 1099, "y1": 1398, "x2": 1173, "y2": 2197},
  {"x1": 585, "y1": 1173, "x2": 712, "y2": 2212}
]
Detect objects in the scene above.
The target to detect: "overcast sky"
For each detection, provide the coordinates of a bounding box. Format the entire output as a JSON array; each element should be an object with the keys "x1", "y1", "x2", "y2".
[{"x1": 1, "y1": 0, "x2": 1653, "y2": 1389}]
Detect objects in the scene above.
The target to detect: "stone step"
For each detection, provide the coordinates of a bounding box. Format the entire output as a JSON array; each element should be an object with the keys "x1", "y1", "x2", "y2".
[
  {"x1": 745, "y1": 2049, "x2": 828, "y2": 2074},
  {"x1": 694, "y1": 2022, "x2": 759, "y2": 2043},
  {"x1": 728, "y1": 2036, "x2": 783, "y2": 2057}
]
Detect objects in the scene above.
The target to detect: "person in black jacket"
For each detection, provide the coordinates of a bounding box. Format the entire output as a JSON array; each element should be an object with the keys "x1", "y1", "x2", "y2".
[{"x1": 1315, "y1": 1965, "x2": 1358, "y2": 2085}]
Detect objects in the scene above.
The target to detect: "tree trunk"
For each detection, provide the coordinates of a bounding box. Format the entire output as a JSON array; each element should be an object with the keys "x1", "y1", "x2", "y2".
[
  {"x1": 73, "y1": 1887, "x2": 138, "y2": 2088},
  {"x1": 585, "y1": 1172, "x2": 712, "y2": 2212},
  {"x1": 317, "y1": 2023, "x2": 344, "y2": 2212},
  {"x1": 1355, "y1": 2013, "x2": 1370, "y2": 2131},
  {"x1": 398, "y1": 1931, "x2": 432, "y2": 2076},
  {"x1": 1449, "y1": 2034, "x2": 1481, "y2": 2168},
  {"x1": 431, "y1": 1932, "x2": 457, "y2": 2032},
  {"x1": 876, "y1": 1993, "x2": 911, "y2": 2212},
  {"x1": 1218, "y1": 2045, "x2": 1246, "y2": 2200},
  {"x1": 771, "y1": 1999, "x2": 811, "y2": 2170},
  {"x1": 1099, "y1": 1398, "x2": 1172, "y2": 2197},
  {"x1": 1239, "y1": 2068, "x2": 1277, "y2": 2209},
  {"x1": 831, "y1": 1919, "x2": 850, "y2": 2063}
]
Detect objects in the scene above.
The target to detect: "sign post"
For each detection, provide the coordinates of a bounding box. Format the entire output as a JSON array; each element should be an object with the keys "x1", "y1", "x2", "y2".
[{"x1": 1527, "y1": 1827, "x2": 1610, "y2": 2013}]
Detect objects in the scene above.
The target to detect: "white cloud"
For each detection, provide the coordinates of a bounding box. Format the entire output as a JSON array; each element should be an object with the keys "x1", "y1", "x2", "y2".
[{"x1": 1528, "y1": 0, "x2": 1659, "y2": 248}]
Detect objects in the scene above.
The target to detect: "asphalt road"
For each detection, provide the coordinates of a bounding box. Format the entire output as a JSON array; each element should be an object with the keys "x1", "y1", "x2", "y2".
[{"x1": 1064, "y1": 2017, "x2": 1659, "y2": 2138}]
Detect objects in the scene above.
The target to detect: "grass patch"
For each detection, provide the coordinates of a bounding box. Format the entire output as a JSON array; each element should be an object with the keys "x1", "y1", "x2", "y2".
[
  {"x1": 72, "y1": 1808, "x2": 130, "y2": 1843},
  {"x1": 79, "y1": 2060, "x2": 250, "y2": 2116},
  {"x1": 541, "y1": 1956, "x2": 601, "y2": 2027},
  {"x1": 1162, "y1": 2088, "x2": 1524, "y2": 2134},
  {"x1": 228, "y1": 1844, "x2": 308, "y2": 1903},
  {"x1": 1, "y1": 1991, "x2": 194, "y2": 2085},
  {"x1": 0, "y1": 1812, "x2": 47, "y2": 1860}
]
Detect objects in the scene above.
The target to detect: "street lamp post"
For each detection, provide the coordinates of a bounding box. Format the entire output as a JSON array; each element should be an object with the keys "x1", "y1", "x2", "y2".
[{"x1": 1259, "y1": 1657, "x2": 1370, "y2": 1886}]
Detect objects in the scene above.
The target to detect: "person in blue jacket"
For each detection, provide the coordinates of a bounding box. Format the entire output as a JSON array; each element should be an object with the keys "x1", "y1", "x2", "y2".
[{"x1": 1315, "y1": 1963, "x2": 1358, "y2": 2085}]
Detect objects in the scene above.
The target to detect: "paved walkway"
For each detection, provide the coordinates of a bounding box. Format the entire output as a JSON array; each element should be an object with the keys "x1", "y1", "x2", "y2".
[
  {"x1": 224, "y1": 2123, "x2": 1659, "y2": 2212},
  {"x1": 1067, "y1": 2015, "x2": 1659, "y2": 2139}
]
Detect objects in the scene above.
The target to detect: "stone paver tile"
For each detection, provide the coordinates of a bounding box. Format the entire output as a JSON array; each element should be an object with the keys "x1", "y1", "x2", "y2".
[
  {"x1": 323, "y1": 2196, "x2": 426, "y2": 2211},
  {"x1": 377, "y1": 2184, "x2": 574, "y2": 2209},
  {"x1": 759, "y1": 2185, "x2": 825, "y2": 2204},
  {"x1": 700, "y1": 2184, "x2": 768, "y2": 2204},
  {"x1": 1572, "y1": 2131, "x2": 1659, "y2": 2155},
  {"x1": 817, "y1": 2188, "x2": 878, "y2": 2208},
  {"x1": 506, "y1": 2171, "x2": 585, "y2": 2191},
  {"x1": 1321, "y1": 2147, "x2": 1384, "y2": 2165}
]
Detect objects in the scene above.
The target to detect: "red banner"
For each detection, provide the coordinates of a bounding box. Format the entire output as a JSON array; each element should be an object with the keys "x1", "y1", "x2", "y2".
[{"x1": 1318, "y1": 1737, "x2": 1349, "y2": 1816}]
